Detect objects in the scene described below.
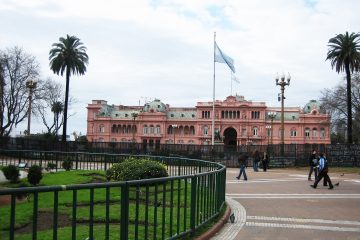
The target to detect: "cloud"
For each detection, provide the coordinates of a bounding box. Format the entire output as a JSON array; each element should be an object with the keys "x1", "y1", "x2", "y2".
[{"x1": 1, "y1": 0, "x2": 359, "y2": 137}]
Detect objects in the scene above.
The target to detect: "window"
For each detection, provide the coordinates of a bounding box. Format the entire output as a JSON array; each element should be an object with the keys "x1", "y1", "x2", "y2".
[
  {"x1": 203, "y1": 126, "x2": 208, "y2": 135},
  {"x1": 190, "y1": 126, "x2": 195, "y2": 135},
  {"x1": 99, "y1": 125, "x2": 105, "y2": 133},
  {"x1": 150, "y1": 125, "x2": 154, "y2": 134},
  {"x1": 253, "y1": 127, "x2": 258, "y2": 136},
  {"x1": 305, "y1": 128, "x2": 310, "y2": 138},
  {"x1": 320, "y1": 128, "x2": 325, "y2": 139},
  {"x1": 241, "y1": 128, "x2": 247, "y2": 137},
  {"x1": 156, "y1": 125, "x2": 161, "y2": 134},
  {"x1": 290, "y1": 128, "x2": 297, "y2": 137},
  {"x1": 312, "y1": 128, "x2": 317, "y2": 138},
  {"x1": 251, "y1": 111, "x2": 260, "y2": 119},
  {"x1": 202, "y1": 111, "x2": 210, "y2": 119},
  {"x1": 111, "y1": 138, "x2": 117, "y2": 142},
  {"x1": 143, "y1": 125, "x2": 148, "y2": 134}
]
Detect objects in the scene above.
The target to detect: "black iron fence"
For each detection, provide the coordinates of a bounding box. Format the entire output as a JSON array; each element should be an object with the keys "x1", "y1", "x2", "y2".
[
  {"x1": 0, "y1": 150, "x2": 226, "y2": 240},
  {"x1": 1, "y1": 137, "x2": 359, "y2": 168}
]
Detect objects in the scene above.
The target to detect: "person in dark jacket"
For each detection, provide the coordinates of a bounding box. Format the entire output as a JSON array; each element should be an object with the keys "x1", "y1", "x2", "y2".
[
  {"x1": 236, "y1": 153, "x2": 248, "y2": 181},
  {"x1": 253, "y1": 150, "x2": 260, "y2": 172},
  {"x1": 262, "y1": 151, "x2": 269, "y2": 172},
  {"x1": 308, "y1": 150, "x2": 318, "y2": 181}
]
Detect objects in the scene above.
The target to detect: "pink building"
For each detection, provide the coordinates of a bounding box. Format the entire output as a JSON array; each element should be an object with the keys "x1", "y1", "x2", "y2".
[{"x1": 87, "y1": 95, "x2": 331, "y2": 146}]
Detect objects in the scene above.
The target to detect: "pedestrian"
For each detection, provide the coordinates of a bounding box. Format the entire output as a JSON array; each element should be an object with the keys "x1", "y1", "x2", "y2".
[
  {"x1": 262, "y1": 151, "x2": 269, "y2": 172},
  {"x1": 236, "y1": 153, "x2": 248, "y2": 181},
  {"x1": 310, "y1": 153, "x2": 334, "y2": 190},
  {"x1": 253, "y1": 150, "x2": 260, "y2": 172},
  {"x1": 308, "y1": 149, "x2": 318, "y2": 181}
]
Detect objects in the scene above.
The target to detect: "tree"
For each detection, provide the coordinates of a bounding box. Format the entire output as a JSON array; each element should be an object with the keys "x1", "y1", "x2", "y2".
[
  {"x1": 49, "y1": 35, "x2": 89, "y2": 142},
  {"x1": 0, "y1": 47, "x2": 40, "y2": 137},
  {"x1": 33, "y1": 78, "x2": 68, "y2": 136},
  {"x1": 320, "y1": 74, "x2": 360, "y2": 143},
  {"x1": 326, "y1": 32, "x2": 360, "y2": 144}
]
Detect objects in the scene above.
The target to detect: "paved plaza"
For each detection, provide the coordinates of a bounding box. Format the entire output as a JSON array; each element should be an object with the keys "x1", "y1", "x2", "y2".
[{"x1": 213, "y1": 168, "x2": 360, "y2": 240}]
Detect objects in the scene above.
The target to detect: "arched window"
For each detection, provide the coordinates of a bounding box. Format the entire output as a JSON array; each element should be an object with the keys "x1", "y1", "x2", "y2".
[
  {"x1": 156, "y1": 125, "x2": 161, "y2": 134},
  {"x1": 122, "y1": 125, "x2": 127, "y2": 134},
  {"x1": 290, "y1": 128, "x2": 297, "y2": 137},
  {"x1": 167, "y1": 126, "x2": 173, "y2": 134},
  {"x1": 143, "y1": 125, "x2": 148, "y2": 134},
  {"x1": 320, "y1": 128, "x2": 325, "y2": 139},
  {"x1": 312, "y1": 128, "x2": 317, "y2": 139},
  {"x1": 225, "y1": 111, "x2": 228, "y2": 119},
  {"x1": 99, "y1": 125, "x2": 105, "y2": 133},
  {"x1": 190, "y1": 126, "x2": 195, "y2": 135},
  {"x1": 150, "y1": 125, "x2": 154, "y2": 134},
  {"x1": 184, "y1": 126, "x2": 189, "y2": 135},
  {"x1": 253, "y1": 127, "x2": 258, "y2": 136},
  {"x1": 111, "y1": 124, "x2": 116, "y2": 133},
  {"x1": 305, "y1": 128, "x2": 310, "y2": 138},
  {"x1": 237, "y1": 111, "x2": 240, "y2": 119},
  {"x1": 221, "y1": 111, "x2": 224, "y2": 118},
  {"x1": 203, "y1": 126, "x2": 208, "y2": 135},
  {"x1": 179, "y1": 126, "x2": 184, "y2": 135}
]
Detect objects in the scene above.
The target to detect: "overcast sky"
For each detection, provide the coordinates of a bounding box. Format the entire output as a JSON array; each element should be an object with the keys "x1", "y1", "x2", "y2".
[{"x1": 1, "y1": 0, "x2": 359, "y2": 138}]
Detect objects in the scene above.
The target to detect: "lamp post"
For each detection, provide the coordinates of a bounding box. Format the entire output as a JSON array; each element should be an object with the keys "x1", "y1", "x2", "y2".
[
  {"x1": 171, "y1": 124, "x2": 178, "y2": 144},
  {"x1": 267, "y1": 112, "x2": 277, "y2": 145},
  {"x1": 26, "y1": 80, "x2": 37, "y2": 135},
  {"x1": 275, "y1": 73, "x2": 290, "y2": 155},
  {"x1": 131, "y1": 112, "x2": 138, "y2": 142},
  {"x1": 266, "y1": 125, "x2": 271, "y2": 145}
]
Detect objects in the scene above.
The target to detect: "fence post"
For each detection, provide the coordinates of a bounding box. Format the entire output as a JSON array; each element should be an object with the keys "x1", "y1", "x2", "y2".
[
  {"x1": 75, "y1": 153, "x2": 79, "y2": 170},
  {"x1": 120, "y1": 183, "x2": 129, "y2": 240},
  {"x1": 190, "y1": 175, "x2": 197, "y2": 236}
]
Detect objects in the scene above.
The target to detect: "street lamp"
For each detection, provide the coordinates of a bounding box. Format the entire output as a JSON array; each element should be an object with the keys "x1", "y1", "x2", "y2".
[
  {"x1": 131, "y1": 112, "x2": 138, "y2": 142},
  {"x1": 266, "y1": 125, "x2": 271, "y2": 145},
  {"x1": 26, "y1": 80, "x2": 37, "y2": 135},
  {"x1": 275, "y1": 73, "x2": 290, "y2": 155},
  {"x1": 171, "y1": 124, "x2": 178, "y2": 144},
  {"x1": 267, "y1": 112, "x2": 277, "y2": 145}
]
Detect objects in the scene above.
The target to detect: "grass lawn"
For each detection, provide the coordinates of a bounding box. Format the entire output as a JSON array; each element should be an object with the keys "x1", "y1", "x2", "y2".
[{"x1": 0, "y1": 170, "x2": 223, "y2": 239}]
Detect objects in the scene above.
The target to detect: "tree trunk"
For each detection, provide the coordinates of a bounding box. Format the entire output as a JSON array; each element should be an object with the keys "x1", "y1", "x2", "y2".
[
  {"x1": 345, "y1": 63, "x2": 352, "y2": 144},
  {"x1": 62, "y1": 68, "x2": 70, "y2": 142}
]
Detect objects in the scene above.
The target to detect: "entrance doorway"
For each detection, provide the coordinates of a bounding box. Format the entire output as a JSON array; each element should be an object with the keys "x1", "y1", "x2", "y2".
[{"x1": 223, "y1": 127, "x2": 237, "y2": 146}]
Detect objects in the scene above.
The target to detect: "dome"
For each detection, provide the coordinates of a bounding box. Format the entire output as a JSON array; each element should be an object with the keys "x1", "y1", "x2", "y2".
[
  {"x1": 303, "y1": 100, "x2": 321, "y2": 114},
  {"x1": 143, "y1": 99, "x2": 167, "y2": 113}
]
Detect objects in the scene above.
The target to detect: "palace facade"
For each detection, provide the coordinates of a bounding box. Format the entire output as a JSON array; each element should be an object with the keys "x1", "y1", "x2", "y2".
[{"x1": 87, "y1": 95, "x2": 331, "y2": 146}]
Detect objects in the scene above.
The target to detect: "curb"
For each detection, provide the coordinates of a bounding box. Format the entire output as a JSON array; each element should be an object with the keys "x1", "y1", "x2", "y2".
[{"x1": 195, "y1": 204, "x2": 231, "y2": 240}]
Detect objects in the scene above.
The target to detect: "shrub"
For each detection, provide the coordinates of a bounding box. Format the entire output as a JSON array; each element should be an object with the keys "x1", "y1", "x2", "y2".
[
  {"x1": 46, "y1": 162, "x2": 57, "y2": 171},
  {"x1": 62, "y1": 158, "x2": 73, "y2": 171},
  {"x1": 2, "y1": 165, "x2": 20, "y2": 183},
  {"x1": 106, "y1": 157, "x2": 168, "y2": 181},
  {"x1": 27, "y1": 165, "x2": 43, "y2": 186}
]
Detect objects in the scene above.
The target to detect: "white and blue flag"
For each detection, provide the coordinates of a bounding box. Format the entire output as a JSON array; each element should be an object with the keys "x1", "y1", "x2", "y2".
[{"x1": 215, "y1": 42, "x2": 235, "y2": 73}]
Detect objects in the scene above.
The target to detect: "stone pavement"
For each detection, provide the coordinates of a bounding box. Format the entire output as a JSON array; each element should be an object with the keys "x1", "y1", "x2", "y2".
[{"x1": 212, "y1": 168, "x2": 360, "y2": 240}]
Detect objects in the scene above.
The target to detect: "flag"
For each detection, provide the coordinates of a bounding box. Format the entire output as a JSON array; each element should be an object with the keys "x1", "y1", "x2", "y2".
[
  {"x1": 215, "y1": 42, "x2": 235, "y2": 73},
  {"x1": 232, "y1": 74, "x2": 240, "y2": 83}
]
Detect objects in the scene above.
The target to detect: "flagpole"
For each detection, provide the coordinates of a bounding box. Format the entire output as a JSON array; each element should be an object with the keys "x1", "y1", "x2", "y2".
[
  {"x1": 212, "y1": 32, "x2": 216, "y2": 146},
  {"x1": 230, "y1": 71, "x2": 233, "y2": 96}
]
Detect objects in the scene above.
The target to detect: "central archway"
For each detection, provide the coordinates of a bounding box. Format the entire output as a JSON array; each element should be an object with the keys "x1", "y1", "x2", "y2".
[{"x1": 223, "y1": 127, "x2": 237, "y2": 146}]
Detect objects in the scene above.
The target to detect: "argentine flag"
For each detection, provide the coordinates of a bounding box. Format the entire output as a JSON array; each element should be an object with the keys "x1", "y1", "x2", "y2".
[{"x1": 215, "y1": 42, "x2": 235, "y2": 73}]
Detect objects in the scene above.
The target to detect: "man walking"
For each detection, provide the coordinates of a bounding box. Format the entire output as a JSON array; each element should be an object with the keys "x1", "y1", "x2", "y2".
[
  {"x1": 310, "y1": 153, "x2": 334, "y2": 190},
  {"x1": 236, "y1": 153, "x2": 248, "y2": 181},
  {"x1": 308, "y1": 150, "x2": 318, "y2": 181}
]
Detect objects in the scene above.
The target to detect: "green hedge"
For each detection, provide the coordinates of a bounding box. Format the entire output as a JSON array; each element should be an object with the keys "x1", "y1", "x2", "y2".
[{"x1": 106, "y1": 157, "x2": 168, "y2": 181}]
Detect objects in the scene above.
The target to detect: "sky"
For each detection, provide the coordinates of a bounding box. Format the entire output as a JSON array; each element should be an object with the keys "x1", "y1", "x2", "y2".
[{"x1": 1, "y1": 0, "x2": 359, "y2": 138}]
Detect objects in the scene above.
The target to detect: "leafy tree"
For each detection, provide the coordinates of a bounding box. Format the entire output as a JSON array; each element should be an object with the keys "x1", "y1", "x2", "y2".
[
  {"x1": 49, "y1": 35, "x2": 89, "y2": 142},
  {"x1": 326, "y1": 32, "x2": 360, "y2": 143},
  {"x1": 0, "y1": 47, "x2": 40, "y2": 136},
  {"x1": 27, "y1": 165, "x2": 43, "y2": 185}
]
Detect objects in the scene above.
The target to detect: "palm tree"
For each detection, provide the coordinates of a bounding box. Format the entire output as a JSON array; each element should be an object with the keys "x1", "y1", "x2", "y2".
[
  {"x1": 49, "y1": 35, "x2": 89, "y2": 142},
  {"x1": 51, "y1": 101, "x2": 64, "y2": 137},
  {"x1": 326, "y1": 32, "x2": 360, "y2": 144}
]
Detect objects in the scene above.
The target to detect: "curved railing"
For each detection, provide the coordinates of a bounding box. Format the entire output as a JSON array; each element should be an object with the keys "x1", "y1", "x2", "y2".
[{"x1": 0, "y1": 150, "x2": 226, "y2": 240}]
